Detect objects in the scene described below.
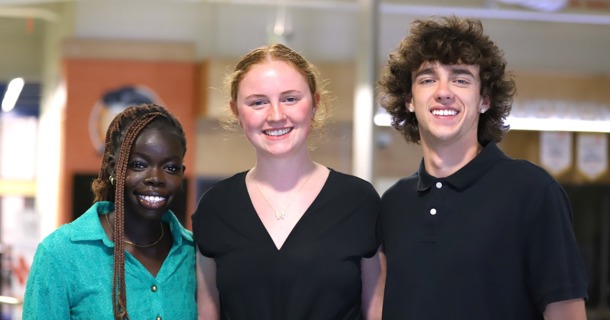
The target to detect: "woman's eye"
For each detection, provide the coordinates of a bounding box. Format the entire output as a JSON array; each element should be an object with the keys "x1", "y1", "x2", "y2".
[
  {"x1": 129, "y1": 161, "x2": 146, "y2": 170},
  {"x1": 283, "y1": 96, "x2": 298, "y2": 104},
  {"x1": 166, "y1": 165, "x2": 181, "y2": 173},
  {"x1": 248, "y1": 99, "x2": 267, "y2": 108}
]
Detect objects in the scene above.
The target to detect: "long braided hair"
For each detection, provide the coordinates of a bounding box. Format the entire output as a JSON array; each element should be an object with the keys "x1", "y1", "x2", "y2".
[{"x1": 90, "y1": 103, "x2": 186, "y2": 319}]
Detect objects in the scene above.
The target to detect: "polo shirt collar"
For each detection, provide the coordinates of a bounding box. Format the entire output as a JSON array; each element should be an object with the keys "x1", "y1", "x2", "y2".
[{"x1": 417, "y1": 142, "x2": 507, "y2": 192}]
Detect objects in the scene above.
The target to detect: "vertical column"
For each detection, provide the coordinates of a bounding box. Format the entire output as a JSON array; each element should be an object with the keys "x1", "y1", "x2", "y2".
[
  {"x1": 599, "y1": 193, "x2": 609, "y2": 310},
  {"x1": 352, "y1": 0, "x2": 378, "y2": 182}
]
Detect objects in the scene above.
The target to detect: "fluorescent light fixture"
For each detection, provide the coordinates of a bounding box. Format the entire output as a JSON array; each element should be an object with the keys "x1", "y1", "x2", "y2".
[
  {"x1": 374, "y1": 111, "x2": 392, "y2": 127},
  {"x1": 505, "y1": 116, "x2": 610, "y2": 133},
  {"x1": 494, "y1": 0, "x2": 568, "y2": 12},
  {"x1": 0, "y1": 295, "x2": 22, "y2": 305},
  {"x1": 373, "y1": 110, "x2": 610, "y2": 133},
  {"x1": 2, "y1": 77, "x2": 25, "y2": 112}
]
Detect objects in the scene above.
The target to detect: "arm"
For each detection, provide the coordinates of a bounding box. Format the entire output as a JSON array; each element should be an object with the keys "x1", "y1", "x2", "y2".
[
  {"x1": 527, "y1": 183, "x2": 588, "y2": 319},
  {"x1": 196, "y1": 249, "x2": 220, "y2": 320},
  {"x1": 543, "y1": 299, "x2": 587, "y2": 320},
  {"x1": 22, "y1": 245, "x2": 70, "y2": 319},
  {"x1": 361, "y1": 246, "x2": 386, "y2": 320}
]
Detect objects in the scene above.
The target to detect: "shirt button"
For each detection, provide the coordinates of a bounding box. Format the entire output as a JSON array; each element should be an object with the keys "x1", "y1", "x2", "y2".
[
  {"x1": 151, "y1": 285, "x2": 157, "y2": 292},
  {"x1": 436, "y1": 182, "x2": 442, "y2": 189},
  {"x1": 430, "y1": 208, "x2": 437, "y2": 215},
  {"x1": 156, "y1": 317, "x2": 162, "y2": 320}
]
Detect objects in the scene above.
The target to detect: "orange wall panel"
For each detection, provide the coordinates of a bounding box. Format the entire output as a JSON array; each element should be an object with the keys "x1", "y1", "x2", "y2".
[{"x1": 61, "y1": 58, "x2": 197, "y2": 227}]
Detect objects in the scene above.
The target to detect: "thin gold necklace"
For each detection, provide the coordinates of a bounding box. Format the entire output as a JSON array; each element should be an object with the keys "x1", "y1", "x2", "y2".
[
  {"x1": 253, "y1": 169, "x2": 314, "y2": 220},
  {"x1": 105, "y1": 213, "x2": 164, "y2": 248}
]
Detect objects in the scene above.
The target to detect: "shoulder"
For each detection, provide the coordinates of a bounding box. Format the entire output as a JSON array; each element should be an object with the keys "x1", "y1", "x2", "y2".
[
  {"x1": 32, "y1": 216, "x2": 90, "y2": 269},
  {"x1": 195, "y1": 172, "x2": 247, "y2": 209},
  {"x1": 381, "y1": 172, "x2": 418, "y2": 200},
  {"x1": 199, "y1": 171, "x2": 246, "y2": 199},
  {"x1": 37, "y1": 224, "x2": 72, "y2": 254},
  {"x1": 38, "y1": 205, "x2": 102, "y2": 251},
  {"x1": 495, "y1": 158, "x2": 558, "y2": 190},
  {"x1": 164, "y1": 210, "x2": 194, "y2": 244},
  {"x1": 193, "y1": 171, "x2": 249, "y2": 224},
  {"x1": 328, "y1": 169, "x2": 380, "y2": 199}
]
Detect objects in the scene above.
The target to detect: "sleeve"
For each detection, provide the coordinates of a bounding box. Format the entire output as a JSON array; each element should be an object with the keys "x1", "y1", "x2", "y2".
[
  {"x1": 342, "y1": 177, "x2": 380, "y2": 259},
  {"x1": 192, "y1": 185, "x2": 222, "y2": 258},
  {"x1": 526, "y1": 181, "x2": 589, "y2": 313},
  {"x1": 361, "y1": 185, "x2": 381, "y2": 258},
  {"x1": 22, "y1": 243, "x2": 71, "y2": 320}
]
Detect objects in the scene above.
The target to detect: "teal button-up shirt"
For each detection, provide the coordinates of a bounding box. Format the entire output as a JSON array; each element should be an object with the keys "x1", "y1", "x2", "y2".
[{"x1": 23, "y1": 201, "x2": 197, "y2": 320}]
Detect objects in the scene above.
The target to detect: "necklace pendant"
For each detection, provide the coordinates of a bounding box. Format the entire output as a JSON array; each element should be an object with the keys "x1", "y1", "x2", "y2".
[{"x1": 275, "y1": 211, "x2": 286, "y2": 220}]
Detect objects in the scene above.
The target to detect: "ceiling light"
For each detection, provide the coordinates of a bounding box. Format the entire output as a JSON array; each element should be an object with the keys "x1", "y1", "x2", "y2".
[
  {"x1": 2, "y1": 77, "x2": 25, "y2": 113},
  {"x1": 494, "y1": 0, "x2": 569, "y2": 12}
]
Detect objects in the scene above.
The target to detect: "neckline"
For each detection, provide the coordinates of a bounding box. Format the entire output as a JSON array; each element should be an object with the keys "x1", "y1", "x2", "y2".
[{"x1": 243, "y1": 168, "x2": 333, "y2": 251}]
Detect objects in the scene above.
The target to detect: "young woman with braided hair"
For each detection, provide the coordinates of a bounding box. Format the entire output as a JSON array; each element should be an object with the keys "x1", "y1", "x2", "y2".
[{"x1": 23, "y1": 104, "x2": 197, "y2": 319}]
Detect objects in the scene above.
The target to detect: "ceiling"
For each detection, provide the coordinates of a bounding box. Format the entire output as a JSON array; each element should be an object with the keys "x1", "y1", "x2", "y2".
[{"x1": 1, "y1": 0, "x2": 610, "y2": 115}]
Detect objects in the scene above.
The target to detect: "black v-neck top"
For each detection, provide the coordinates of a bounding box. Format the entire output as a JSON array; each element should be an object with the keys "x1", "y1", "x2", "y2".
[{"x1": 192, "y1": 169, "x2": 380, "y2": 320}]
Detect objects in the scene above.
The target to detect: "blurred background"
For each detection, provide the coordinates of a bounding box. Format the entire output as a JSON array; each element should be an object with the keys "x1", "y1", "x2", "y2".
[{"x1": 1, "y1": 0, "x2": 610, "y2": 318}]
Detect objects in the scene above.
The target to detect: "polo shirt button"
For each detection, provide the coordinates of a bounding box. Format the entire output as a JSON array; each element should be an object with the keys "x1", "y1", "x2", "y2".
[
  {"x1": 430, "y1": 208, "x2": 437, "y2": 215},
  {"x1": 435, "y1": 182, "x2": 442, "y2": 189},
  {"x1": 151, "y1": 285, "x2": 157, "y2": 292},
  {"x1": 156, "y1": 317, "x2": 162, "y2": 320}
]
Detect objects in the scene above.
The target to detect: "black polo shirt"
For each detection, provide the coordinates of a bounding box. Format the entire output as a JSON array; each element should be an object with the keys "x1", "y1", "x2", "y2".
[{"x1": 380, "y1": 143, "x2": 588, "y2": 320}]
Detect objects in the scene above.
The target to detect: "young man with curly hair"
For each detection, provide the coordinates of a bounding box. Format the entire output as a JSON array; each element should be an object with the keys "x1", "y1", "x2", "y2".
[{"x1": 377, "y1": 16, "x2": 588, "y2": 320}]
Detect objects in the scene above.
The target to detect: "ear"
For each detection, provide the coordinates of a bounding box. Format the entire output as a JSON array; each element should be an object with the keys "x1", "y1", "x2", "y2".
[
  {"x1": 406, "y1": 98, "x2": 415, "y2": 113},
  {"x1": 230, "y1": 100, "x2": 239, "y2": 117},
  {"x1": 230, "y1": 100, "x2": 242, "y2": 126},
  {"x1": 106, "y1": 154, "x2": 116, "y2": 178},
  {"x1": 479, "y1": 95, "x2": 490, "y2": 113},
  {"x1": 313, "y1": 93, "x2": 320, "y2": 113}
]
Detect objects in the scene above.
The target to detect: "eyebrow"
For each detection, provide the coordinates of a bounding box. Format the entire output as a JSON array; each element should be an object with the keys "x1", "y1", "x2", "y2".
[
  {"x1": 448, "y1": 66, "x2": 476, "y2": 78},
  {"x1": 412, "y1": 67, "x2": 435, "y2": 79},
  {"x1": 282, "y1": 90, "x2": 303, "y2": 95},
  {"x1": 243, "y1": 94, "x2": 266, "y2": 101},
  {"x1": 244, "y1": 90, "x2": 303, "y2": 100},
  {"x1": 413, "y1": 65, "x2": 476, "y2": 79}
]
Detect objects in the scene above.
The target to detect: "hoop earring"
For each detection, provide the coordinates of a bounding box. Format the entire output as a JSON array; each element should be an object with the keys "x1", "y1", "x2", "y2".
[{"x1": 109, "y1": 176, "x2": 115, "y2": 185}]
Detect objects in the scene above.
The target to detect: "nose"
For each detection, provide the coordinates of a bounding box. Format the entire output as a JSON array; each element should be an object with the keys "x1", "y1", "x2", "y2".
[
  {"x1": 267, "y1": 103, "x2": 286, "y2": 122},
  {"x1": 434, "y1": 82, "x2": 454, "y2": 103},
  {"x1": 144, "y1": 168, "x2": 165, "y2": 186}
]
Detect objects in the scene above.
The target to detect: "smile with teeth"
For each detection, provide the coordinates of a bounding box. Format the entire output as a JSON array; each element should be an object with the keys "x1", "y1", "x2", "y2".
[
  {"x1": 432, "y1": 109, "x2": 458, "y2": 116},
  {"x1": 137, "y1": 195, "x2": 167, "y2": 207},
  {"x1": 264, "y1": 128, "x2": 292, "y2": 136}
]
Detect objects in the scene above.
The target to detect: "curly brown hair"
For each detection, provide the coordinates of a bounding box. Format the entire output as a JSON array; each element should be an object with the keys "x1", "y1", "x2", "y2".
[
  {"x1": 377, "y1": 16, "x2": 516, "y2": 144},
  {"x1": 90, "y1": 103, "x2": 186, "y2": 319}
]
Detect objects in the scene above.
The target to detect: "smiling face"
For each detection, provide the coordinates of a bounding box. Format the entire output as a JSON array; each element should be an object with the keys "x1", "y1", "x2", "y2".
[
  {"x1": 409, "y1": 61, "x2": 489, "y2": 150},
  {"x1": 111, "y1": 122, "x2": 185, "y2": 220},
  {"x1": 233, "y1": 60, "x2": 317, "y2": 159}
]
